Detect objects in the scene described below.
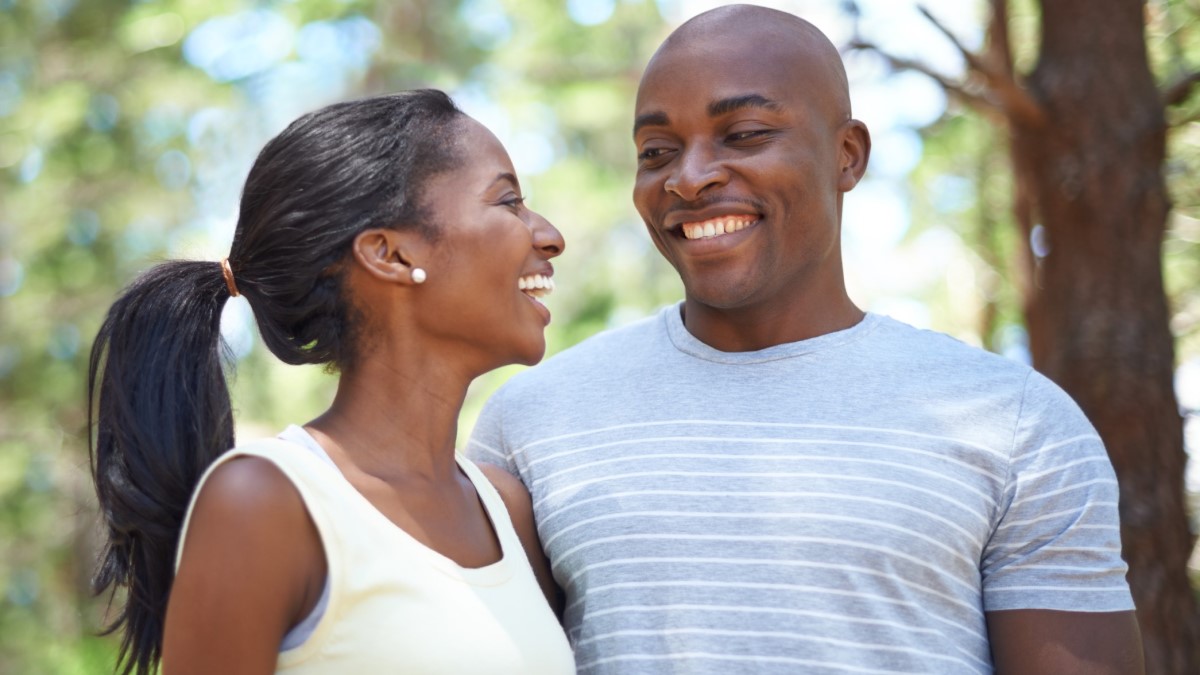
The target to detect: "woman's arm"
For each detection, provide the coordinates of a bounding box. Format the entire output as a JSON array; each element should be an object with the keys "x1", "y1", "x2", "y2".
[
  {"x1": 478, "y1": 464, "x2": 563, "y2": 618},
  {"x1": 162, "y1": 456, "x2": 326, "y2": 675}
]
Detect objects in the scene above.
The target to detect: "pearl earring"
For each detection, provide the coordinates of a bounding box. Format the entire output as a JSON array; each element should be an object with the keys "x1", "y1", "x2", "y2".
[{"x1": 411, "y1": 268, "x2": 427, "y2": 284}]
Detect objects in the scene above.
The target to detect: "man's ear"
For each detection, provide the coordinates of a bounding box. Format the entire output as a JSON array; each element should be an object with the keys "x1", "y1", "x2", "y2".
[
  {"x1": 350, "y1": 228, "x2": 428, "y2": 285},
  {"x1": 837, "y1": 119, "x2": 871, "y2": 192}
]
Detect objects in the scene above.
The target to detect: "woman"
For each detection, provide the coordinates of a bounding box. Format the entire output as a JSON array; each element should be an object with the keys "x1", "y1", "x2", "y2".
[{"x1": 88, "y1": 90, "x2": 573, "y2": 674}]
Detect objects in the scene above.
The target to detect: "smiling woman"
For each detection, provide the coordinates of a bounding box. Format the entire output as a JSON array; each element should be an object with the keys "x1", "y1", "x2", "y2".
[{"x1": 86, "y1": 90, "x2": 573, "y2": 675}]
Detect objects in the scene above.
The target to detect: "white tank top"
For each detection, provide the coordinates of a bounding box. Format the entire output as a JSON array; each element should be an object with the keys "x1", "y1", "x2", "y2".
[{"x1": 176, "y1": 428, "x2": 575, "y2": 674}]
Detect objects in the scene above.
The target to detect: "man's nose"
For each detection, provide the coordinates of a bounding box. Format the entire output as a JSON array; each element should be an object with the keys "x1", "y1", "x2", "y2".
[{"x1": 664, "y1": 144, "x2": 729, "y2": 201}]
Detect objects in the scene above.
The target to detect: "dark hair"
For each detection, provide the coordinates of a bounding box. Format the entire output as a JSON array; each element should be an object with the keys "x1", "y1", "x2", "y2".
[{"x1": 87, "y1": 89, "x2": 464, "y2": 675}]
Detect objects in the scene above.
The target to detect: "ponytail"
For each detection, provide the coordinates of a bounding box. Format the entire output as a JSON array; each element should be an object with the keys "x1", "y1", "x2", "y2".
[
  {"x1": 88, "y1": 260, "x2": 235, "y2": 675},
  {"x1": 87, "y1": 89, "x2": 469, "y2": 674}
]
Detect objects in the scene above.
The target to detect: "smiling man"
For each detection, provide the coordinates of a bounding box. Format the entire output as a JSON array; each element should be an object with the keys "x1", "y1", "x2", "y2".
[{"x1": 468, "y1": 4, "x2": 1142, "y2": 673}]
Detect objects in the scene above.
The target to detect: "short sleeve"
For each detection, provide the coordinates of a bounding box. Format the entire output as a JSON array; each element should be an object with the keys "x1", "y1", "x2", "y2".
[
  {"x1": 981, "y1": 371, "x2": 1135, "y2": 613},
  {"x1": 465, "y1": 387, "x2": 519, "y2": 476}
]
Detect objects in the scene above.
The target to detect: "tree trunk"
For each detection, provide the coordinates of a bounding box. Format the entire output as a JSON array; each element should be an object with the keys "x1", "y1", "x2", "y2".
[{"x1": 1012, "y1": 0, "x2": 1199, "y2": 670}]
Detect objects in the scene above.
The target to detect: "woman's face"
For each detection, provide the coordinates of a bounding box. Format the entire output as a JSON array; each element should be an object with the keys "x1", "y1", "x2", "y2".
[{"x1": 415, "y1": 117, "x2": 565, "y2": 370}]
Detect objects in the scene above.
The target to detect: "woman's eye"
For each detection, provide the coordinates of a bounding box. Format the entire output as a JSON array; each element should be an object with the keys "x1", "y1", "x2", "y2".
[{"x1": 501, "y1": 196, "x2": 525, "y2": 208}]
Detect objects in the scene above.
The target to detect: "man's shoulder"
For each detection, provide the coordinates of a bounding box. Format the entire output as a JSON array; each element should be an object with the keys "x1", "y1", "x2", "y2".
[
  {"x1": 870, "y1": 313, "x2": 1030, "y2": 376},
  {"x1": 505, "y1": 308, "x2": 667, "y2": 388},
  {"x1": 858, "y1": 314, "x2": 1046, "y2": 419}
]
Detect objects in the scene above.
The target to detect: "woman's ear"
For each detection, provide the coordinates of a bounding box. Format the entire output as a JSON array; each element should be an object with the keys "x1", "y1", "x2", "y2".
[
  {"x1": 351, "y1": 228, "x2": 428, "y2": 286},
  {"x1": 837, "y1": 119, "x2": 871, "y2": 192}
]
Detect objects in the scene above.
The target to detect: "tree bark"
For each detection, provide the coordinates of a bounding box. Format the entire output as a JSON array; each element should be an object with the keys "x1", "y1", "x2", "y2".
[{"x1": 1012, "y1": 0, "x2": 1199, "y2": 670}]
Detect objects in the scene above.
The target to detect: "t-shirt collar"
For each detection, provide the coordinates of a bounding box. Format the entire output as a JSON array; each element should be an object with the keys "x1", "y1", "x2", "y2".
[{"x1": 662, "y1": 301, "x2": 879, "y2": 364}]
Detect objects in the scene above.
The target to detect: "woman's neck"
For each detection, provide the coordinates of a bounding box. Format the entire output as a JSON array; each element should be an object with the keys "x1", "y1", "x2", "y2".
[{"x1": 306, "y1": 349, "x2": 475, "y2": 484}]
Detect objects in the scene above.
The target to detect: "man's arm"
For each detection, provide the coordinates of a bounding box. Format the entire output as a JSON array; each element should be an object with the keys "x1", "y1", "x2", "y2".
[
  {"x1": 987, "y1": 609, "x2": 1143, "y2": 674},
  {"x1": 478, "y1": 463, "x2": 564, "y2": 617},
  {"x1": 465, "y1": 386, "x2": 520, "y2": 475},
  {"x1": 983, "y1": 373, "x2": 1142, "y2": 674}
]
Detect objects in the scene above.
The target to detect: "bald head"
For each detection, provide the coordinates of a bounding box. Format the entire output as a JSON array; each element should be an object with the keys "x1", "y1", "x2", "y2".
[{"x1": 642, "y1": 4, "x2": 852, "y2": 123}]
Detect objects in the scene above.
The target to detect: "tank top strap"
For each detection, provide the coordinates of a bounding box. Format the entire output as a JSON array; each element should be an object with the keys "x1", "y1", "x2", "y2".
[{"x1": 453, "y1": 454, "x2": 525, "y2": 555}]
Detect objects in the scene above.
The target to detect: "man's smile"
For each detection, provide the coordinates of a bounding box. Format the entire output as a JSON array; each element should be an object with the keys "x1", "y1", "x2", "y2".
[{"x1": 679, "y1": 214, "x2": 758, "y2": 240}]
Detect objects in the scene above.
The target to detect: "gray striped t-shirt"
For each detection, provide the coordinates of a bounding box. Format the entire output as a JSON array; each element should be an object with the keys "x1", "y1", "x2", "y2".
[{"x1": 467, "y1": 305, "x2": 1133, "y2": 674}]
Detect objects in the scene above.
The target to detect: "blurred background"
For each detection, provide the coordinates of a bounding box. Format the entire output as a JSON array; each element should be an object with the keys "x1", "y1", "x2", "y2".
[{"x1": 1, "y1": 0, "x2": 1197, "y2": 671}]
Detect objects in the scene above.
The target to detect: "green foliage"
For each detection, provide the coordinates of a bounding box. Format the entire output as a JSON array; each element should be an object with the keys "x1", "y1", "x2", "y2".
[
  {"x1": 1151, "y1": 0, "x2": 1200, "y2": 360},
  {"x1": 0, "y1": 0, "x2": 230, "y2": 668},
  {"x1": 907, "y1": 108, "x2": 1025, "y2": 353},
  {"x1": 906, "y1": 0, "x2": 1200, "y2": 365},
  {"x1": 0, "y1": 0, "x2": 674, "y2": 670}
]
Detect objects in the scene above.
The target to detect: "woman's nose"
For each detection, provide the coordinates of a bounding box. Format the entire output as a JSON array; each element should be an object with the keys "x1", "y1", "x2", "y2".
[{"x1": 531, "y1": 212, "x2": 565, "y2": 258}]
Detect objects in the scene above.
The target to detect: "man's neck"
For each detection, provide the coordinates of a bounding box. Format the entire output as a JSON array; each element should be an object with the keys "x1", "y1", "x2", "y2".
[{"x1": 681, "y1": 294, "x2": 864, "y2": 353}]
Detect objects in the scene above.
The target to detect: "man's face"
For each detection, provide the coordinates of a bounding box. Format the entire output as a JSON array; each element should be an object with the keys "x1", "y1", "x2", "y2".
[{"x1": 632, "y1": 35, "x2": 864, "y2": 315}]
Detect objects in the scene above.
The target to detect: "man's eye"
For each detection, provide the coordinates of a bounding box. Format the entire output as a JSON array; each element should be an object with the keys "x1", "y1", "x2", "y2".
[
  {"x1": 638, "y1": 147, "x2": 670, "y2": 161},
  {"x1": 501, "y1": 196, "x2": 525, "y2": 208},
  {"x1": 728, "y1": 130, "x2": 769, "y2": 142}
]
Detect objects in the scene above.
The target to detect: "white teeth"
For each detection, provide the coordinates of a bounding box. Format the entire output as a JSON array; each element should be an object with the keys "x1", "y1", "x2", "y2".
[
  {"x1": 518, "y1": 274, "x2": 554, "y2": 299},
  {"x1": 681, "y1": 215, "x2": 757, "y2": 240}
]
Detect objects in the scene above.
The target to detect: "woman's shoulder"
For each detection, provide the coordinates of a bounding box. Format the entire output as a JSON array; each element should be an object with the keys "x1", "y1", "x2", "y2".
[
  {"x1": 176, "y1": 434, "x2": 332, "y2": 575},
  {"x1": 166, "y1": 453, "x2": 327, "y2": 671},
  {"x1": 180, "y1": 453, "x2": 322, "y2": 571},
  {"x1": 195, "y1": 453, "x2": 307, "y2": 517}
]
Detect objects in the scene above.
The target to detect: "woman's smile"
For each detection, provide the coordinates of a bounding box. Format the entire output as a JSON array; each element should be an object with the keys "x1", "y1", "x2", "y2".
[{"x1": 518, "y1": 272, "x2": 555, "y2": 326}]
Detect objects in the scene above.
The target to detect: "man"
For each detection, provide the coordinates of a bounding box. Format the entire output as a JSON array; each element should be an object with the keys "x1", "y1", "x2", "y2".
[{"x1": 469, "y1": 4, "x2": 1142, "y2": 673}]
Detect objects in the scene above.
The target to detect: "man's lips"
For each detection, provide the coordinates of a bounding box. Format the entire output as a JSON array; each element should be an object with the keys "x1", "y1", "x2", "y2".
[
  {"x1": 666, "y1": 206, "x2": 762, "y2": 230},
  {"x1": 664, "y1": 205, "x2": 762, "y2": 240},
  {"x1": 677, "y1": 214, "x2": 758, "y2": 240}
]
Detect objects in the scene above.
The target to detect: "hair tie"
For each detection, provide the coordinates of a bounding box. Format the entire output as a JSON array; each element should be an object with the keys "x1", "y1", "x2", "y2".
[{"x1": 220, "y1": 258, "x2": 240, "y2": 297}]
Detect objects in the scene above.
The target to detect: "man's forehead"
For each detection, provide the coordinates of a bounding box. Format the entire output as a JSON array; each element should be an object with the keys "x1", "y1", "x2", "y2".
[
  {"x1": 640, "y1": 34, "x2": 826, "y2": 96},
  {"x1": 636, "y1": 23, "x2": 849, "y2": 124},
  {"x1": 635, "y1": 53, "x2": 805, "y2": 113}
]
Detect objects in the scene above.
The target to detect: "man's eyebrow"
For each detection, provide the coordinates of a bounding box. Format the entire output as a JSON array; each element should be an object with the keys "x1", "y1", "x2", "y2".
[
  {"x1": 708, "y1": 94, "x2": 783, "y2": 117},
  {"x1": 633, "y1": 95, "x2": 783, "y2": 137},
  {"x1": 633, "y1": 111, "x2": 669, "y2": 137}
]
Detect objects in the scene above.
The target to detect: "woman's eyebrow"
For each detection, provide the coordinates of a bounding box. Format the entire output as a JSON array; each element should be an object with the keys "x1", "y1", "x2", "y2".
[{"x1": 487, "y1": 172, "x2": 520, "y2": 190}]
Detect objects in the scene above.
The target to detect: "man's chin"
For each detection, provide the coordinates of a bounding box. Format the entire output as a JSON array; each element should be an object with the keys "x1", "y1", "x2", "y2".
[{"x1": 682, "y1": 279, "x2": 762, "y2": 313}]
